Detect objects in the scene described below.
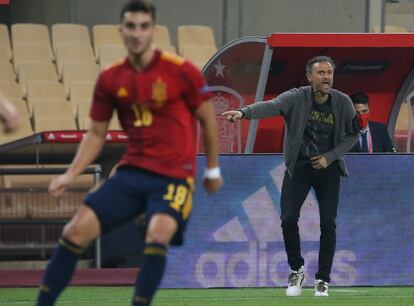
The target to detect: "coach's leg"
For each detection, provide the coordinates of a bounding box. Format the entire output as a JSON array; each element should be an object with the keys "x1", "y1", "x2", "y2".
[
  {"x1": 313, "y1": 164, "x2": 340, "y2": 283},
  {"x1": 36, "y1": 205, "x2": 101, "y2": 306},
  {"x1": 133, "y1": 213, "x2": 177, "y2": 306},
  {"x1": 280, "y1": 170, "x2": 311, "y2": 270}
]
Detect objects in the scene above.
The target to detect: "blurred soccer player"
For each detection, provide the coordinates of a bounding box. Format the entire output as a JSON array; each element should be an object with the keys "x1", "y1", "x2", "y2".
[
  {"x1": 223, "y1": 56, "x2": 359, "y2": 297},
  {"x1": 0, "y1": 93, "x2": 20, "y2": 133},
  {"x1": 36, "y1": 1, "x2": 222, "y2": 305}
]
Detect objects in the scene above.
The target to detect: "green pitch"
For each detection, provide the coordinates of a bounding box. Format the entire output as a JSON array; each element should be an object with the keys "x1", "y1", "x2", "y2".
[{"x1": 0, "y1": 286, "x2": 413, "y2": 305}]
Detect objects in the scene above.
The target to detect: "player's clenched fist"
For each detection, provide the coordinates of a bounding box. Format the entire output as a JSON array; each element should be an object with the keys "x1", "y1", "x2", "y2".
[
  {"x1": 49, "y1": 173, "x2": 75, "y2": 199},
  {"x1": 203, "y1": 177, "x2": 223, "y2": 194},
  {"x1": 222, "y1": 110, "x2": 244, "y2": 122}
]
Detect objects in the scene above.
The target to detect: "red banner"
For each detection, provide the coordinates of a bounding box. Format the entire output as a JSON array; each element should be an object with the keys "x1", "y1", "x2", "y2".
[{"x1": 0, "y1": 0, "x2": 10, "y2": 5}]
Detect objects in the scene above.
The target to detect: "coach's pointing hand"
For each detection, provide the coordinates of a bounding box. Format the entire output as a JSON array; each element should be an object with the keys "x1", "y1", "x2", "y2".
[{"x1": 222, "y1": 110, "x2": 244, "y2": 122}]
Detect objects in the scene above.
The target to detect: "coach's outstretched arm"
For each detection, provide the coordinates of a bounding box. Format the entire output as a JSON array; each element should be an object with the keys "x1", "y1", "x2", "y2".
[
  {"x1": 195, "y1": 100, "x2": 223, "y2": 194},
  {"x1": 49, "y1": 121, "x2": 109, "y2": 198}
]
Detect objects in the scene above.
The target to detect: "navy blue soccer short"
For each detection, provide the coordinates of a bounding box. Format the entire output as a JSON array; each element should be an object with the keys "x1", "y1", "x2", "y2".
[{"x1": 84, "y1": 166, "x2": 194, "y2": 245}]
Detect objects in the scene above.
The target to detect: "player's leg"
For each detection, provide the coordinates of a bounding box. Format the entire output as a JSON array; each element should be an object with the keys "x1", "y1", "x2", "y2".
[
  {"x1": 312, "y1": 162, "x2": 341, "y2": 296},
  {"x1": 280, "y1": 167, "x2": 311, "y2": 296},
  {"x1": 37, "y1": 167, "x2": 145, "y2": 306},
  {"x1": 133, "y1": 175, "x2": 193, "y2": 306},
  {"x1": 133, "y1": 213, "x2": 177, "y2": 306},
  {"x1": 36, "y1": 205, "x2": 101, "y2": 306}
]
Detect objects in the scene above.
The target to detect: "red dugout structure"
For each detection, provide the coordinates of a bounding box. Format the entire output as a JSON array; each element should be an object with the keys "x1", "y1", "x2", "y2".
[{"x1": 202, "y1": 33, "x2": 414, "y2": 153}]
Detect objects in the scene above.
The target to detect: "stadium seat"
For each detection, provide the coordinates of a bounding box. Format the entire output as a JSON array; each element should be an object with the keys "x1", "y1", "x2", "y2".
[
  {"x1": 11, "y1": 23, "x2": 53, "y2": 59},
  {"x1": 26, "y1": 81, "x2": 66, "y2": 114},
  {"x1": 69, "y1": 81, "x2": 95, "y2": 102},
  {"x1": 33, "y1": 99, "x2": 75, "y2": 121},
  {"x1": 13, "y1": 44, "x2": 54, "y2": 71},
  {"x1": 17, "y1": 62, "x2": 59, "y2": 96},
  {"x1": 0, "y1": 81, "x2": 24, "y2": 99},
  {"x1": 34, "y1": 117, "x2": 77, "y2": 133},
  {"x1": 155, "y1": 44, "x2": 177, "y2": 54},
  {"x1": 61, "y1": 63, "x2": 100, "y2": 96},
  {"x1": 98, "y1": 45, "x2": 127, "y2": 69},
  {"x1": 177, "y1": 25, "x2": 217, "y2": 54},
  {"x1": 92, "y1": 25, "x2": 123, "y2": 58},
  {"x1": 0, "y1": 62, "x2": 16, "y2": 83},
  {"x1": 371, "y1": 25, "x2": 408, "y2": 32},
  {"x1": 0, "y1": 24, "x2": 12, "y2": 62},
  {"x1": 154, "y1": 24, "x2": 172, "y2": 46},
  {"x1": 55, "y1": 44, "x2": 96, "y2": 76},
  {"x1": 181, "y1": 45, "x2": 217, "y2": 69},
  {"x1": 51, "y1": 23, "x2": 91, "y2": 52}
]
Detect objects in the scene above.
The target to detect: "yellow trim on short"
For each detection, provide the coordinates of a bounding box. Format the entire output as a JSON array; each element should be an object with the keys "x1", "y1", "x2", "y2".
[
  {"x1": 144, "y1": 246, "x2": 166, "y2": 257},
  {"x1": 59, "y1": 238, "x2": 83, "y2": 254}
]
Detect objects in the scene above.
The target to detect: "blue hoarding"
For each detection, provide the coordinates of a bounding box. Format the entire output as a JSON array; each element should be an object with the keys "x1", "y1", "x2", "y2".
[{"x1": 162, "y1": 154, "x2": 414, "y2": 287}]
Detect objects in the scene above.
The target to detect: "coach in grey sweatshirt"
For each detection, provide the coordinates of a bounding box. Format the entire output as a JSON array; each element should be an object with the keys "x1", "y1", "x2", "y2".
[{"x1": 223, "y1": 55, "x2": 359, "y2": 298}]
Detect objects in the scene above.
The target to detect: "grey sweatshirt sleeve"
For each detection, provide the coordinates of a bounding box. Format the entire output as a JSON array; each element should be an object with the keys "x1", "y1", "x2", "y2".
[
  {"x1": 323, "y1": 98, "x2": 360, "y2": 164},
  {"x1": 240, "y1": 90, "x2": 294, "y2": 119}
]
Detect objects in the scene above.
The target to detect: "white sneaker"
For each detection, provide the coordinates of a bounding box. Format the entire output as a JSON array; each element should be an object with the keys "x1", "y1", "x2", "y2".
[
  {"x1": 285, "y1": 266, "x2": 305, "y2": 296},
  {"x1": 314, "y1": 279, "x2": 329, "y2": 296}
]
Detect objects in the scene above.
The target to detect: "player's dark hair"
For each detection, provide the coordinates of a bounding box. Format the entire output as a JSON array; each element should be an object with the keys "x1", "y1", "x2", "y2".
[
  {"x1": 349, "y1": 92, "x2": 369, "y2": 106},
  {"x1": 306, "y1": 55, "x2": 335, "y2": 75},
  {"x1": 120, "y1": 0, "x2": 156, "y2": 22}
]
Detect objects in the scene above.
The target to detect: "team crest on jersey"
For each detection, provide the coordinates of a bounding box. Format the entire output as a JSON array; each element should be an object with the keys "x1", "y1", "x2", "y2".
[
  {"x1": 152, "y1": 77, "x2": 167, "y2": 107},
  {"x1": 117, "y1": 87, "x2": 129, "y2": 98}
]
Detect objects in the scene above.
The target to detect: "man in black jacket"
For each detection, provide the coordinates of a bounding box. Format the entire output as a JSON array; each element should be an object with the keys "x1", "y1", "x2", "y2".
[{"x1": 349, "y1": 92, "x2": 396, "y2": 153}]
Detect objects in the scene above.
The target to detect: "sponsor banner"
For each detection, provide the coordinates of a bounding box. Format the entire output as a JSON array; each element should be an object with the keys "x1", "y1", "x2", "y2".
[
  {"x1": 42, "y1": 131, "x2": 127, "y2": 143},
  {"x1": 162, "y1": 154, "x2": 414, "y2": 287}
]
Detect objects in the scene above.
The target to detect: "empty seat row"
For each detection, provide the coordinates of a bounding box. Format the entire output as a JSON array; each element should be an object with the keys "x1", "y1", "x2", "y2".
[{"x1": 0, "y1": 23, "x2": 218, "y2": 69}]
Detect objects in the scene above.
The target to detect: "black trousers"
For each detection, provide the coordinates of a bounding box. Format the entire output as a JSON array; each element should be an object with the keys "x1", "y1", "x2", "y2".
[{"x1": 280, "y1": 161, "x2": 340, "y2": 283}]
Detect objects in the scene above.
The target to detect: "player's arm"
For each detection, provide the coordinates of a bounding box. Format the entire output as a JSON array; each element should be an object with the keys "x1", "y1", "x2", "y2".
[
  {"x1": 0, "y1": 94, "x2": 20, "y2": 132},
  {"x1": 194, "y1": 100, "x2": 223, "y2": 194},
  {"x1": 49, "y1": 120, "x2": 109, "y2": 198}
]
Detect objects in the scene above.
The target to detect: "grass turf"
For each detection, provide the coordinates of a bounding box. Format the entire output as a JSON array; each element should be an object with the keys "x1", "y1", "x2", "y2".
[{"x1": 0, "y1": 286, "x2": 413, "y2": 305}]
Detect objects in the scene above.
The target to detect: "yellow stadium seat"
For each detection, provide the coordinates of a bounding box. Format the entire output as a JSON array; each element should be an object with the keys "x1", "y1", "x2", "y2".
[
  {"x1": 92, "y1": 25, "x2": 123, "y2": 58},
  {"x1": 11, "y1": 23, "x2": 53, "y2": 58},
  {"x1": 51, "y1": 23, "x2": 91, "y2": 52},
  {"x1": 177, "y1": 25, "x2": 217, "y2": 54}
]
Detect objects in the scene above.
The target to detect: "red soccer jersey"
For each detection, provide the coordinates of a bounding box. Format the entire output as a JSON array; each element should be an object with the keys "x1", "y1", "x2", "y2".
[{"x1": 90, "y1": 50, "x2": 211, "y2": 179}]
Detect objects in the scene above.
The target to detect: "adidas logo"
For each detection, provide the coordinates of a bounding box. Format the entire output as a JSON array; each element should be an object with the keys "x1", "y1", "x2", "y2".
[{"x1": 194, "y1": 163, "x2": 357, "y2": 288}]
